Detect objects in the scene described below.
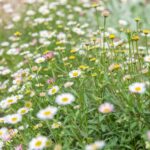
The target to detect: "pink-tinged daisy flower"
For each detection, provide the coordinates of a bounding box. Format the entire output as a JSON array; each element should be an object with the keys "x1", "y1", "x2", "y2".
[
  {"x1": 144, "y1": 55, "x2": 150, "y2": 62},
  {"x1": 85, "y1": 140, "x2": 105, "y2": 150},
  {"x1": 98, "y1": 102, "x2": 114, "y2": 113},
  {"x1": 43, "y1": 51, "x2": 54, "y2": 60}
]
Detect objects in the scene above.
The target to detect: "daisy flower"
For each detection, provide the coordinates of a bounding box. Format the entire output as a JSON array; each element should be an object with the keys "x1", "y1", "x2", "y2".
[
  {"x1": 108, "y1": 63, "x2": 121, "y2": 71},
  {"x1": 144, "y1": 55, "x2": 150, "y2": 62},
  {"x1": 35, "y1": 57, "x2": 45, "y2": 64},
  {"x1": 17, "y1": 107, "x2": 29, "y2": 115},
  {"x1": 29, "y1": 136, "x2": 48, "y2": 150},
  {"x1": 0, "y1": 128, "x2": 9, "y2": 140},
  {"x1": 69, "y1": 70, "x2": 81, "y2": 78},
  {"x1": 5, "y1": 96, "x2": 17, "y2": 106},
  {"x1": 98, "y1": 102, "x2": 114, "y2": 113},
  {"x1": 64, "y1": 81, "x2": 74, "y2": 88},
  {"x1": 48, "y1": 86, "x2": 59, "y2": 95},
  {"x1": 55, "y1": 93, "x2": 75, "y2": 105},
  {"x1": 37, "y1": 106, "x2": 58, "y2": 120},
  {"x1": 51, "y1": 122, "x2": 62, "y2": 129},
  {"x1": 4, "y1": 114, "x2": 22, "y2": 124},
  {"x1": 0, "y1": 141, "x2": 4, "y2": 149},
  {"x1": 129, "y1": 82, "x2": 146, "y2": 94},
  {"x1": 147, "y1": 130, "x2": 150, "y2": 141},
  {"x1": 85, "y1": 140, "x2": 105, "y2": 150}
]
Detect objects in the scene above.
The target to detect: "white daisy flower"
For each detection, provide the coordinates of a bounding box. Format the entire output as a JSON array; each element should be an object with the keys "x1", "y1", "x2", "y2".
[
  {"x1": 37, "y1": 106, "x2": 58, "y2": 120},
  {"x1": 51, "y1": 122, "x2": 62, "y2": 129},
  {"x1": 29, "y1": 136, "x2": 48, "y2": 150},
  {"x1": 6, "y1": 96, "x2": 17, "y2": 105},
  {"x1": 64, "y1": 82, "x2": 74, "y2": 88},
  {"x1": 0, "y1": 140, "x2": 4, "y2": 149},
  {"x1": 0, "y1": 128, "x2": 9, "y2": 140},
  {"x1": 17, "y1": 107, "x2": 29, "y2": 115},
  {"x1": 48, "y1": 86, "x2": 59, "y2": 95},
  {"x1": 69, "y1": 70, "x2": 81, "y2": 78},
  {"x1": 35, "y1": 57, "x2": 45, "y2": 64},
  {"x1": 144, "y1": 55, "x2": 150, "y2": 62},
  {"x1": 118, "y1": 19, "x2": 128, "y2": 26},
  {"x1": 55, "y1": 93, "x2": 75, "y2": 105},
  {"x1": 0, "y1": 100, "x2": 9, "y2": 109},
  {"x1": 8, "y1": 85, "x2": 18, "y2": 93},
  {"x1": 129, "y1": 82, "x2": 146, "y2": 94},
  {"x1": 4, "y1": 114, "x2": 22, "y2": 124},
  {"x1": 98, "y1": 102, "x2": 114, "y2": 113},
  {"x1": 85, "y1": 140, "x2": 105, "y2": 150}
]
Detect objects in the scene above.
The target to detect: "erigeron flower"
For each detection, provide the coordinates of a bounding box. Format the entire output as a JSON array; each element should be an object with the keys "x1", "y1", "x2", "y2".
[
  {"x1": 74, "y1": 105, "x2": 80, "y2": 109},
  {"x1": 102, "y1": 9, "x2": 110, "y2": 17},
  {"x1": 15, "y1": 144, "x2": 23, "y2": 150},
  {"x1": 0, "y1": 118, "x2": 4, "y2": 123},
  {"x1": 0, "y1": 140, "x2": 4, "y2": 149},
  {"x1": 118, "y1": 19, "x2": 128, "y2": 26},
  {"x1": 29, "y1": 136, "x2": 48, "y2": 150},
  {"x1": 55, "y1": 93, "x2": 75, "y2": 105},
  {"x1": 69, "y1": 70, "x2": 81, "y2": 78},
  {"x1": 39, "y1": 92, "x2": 46, "y2": 97},
  {"x1": 0, "y1": 96, "x2": 18, "y2": 109},
  {"x1": 98, "y1": 102, "x2": 114, "y2": 113},
  {"x1": 85, "y1": 140, "x2": 105, "y2": 150},
  {"x1": 0, "y1": 100, "x2": 10, "y2": 109},
  {"x1": 123, "y1": 75, "x2": 131, "y2": 81},
  {"x1": 48, "y1": 86, "x2": 59, "y2": 95},
  {"x1": 37, "y1": 106, "x2": 58, "y2": 120},
  {"x1": 144, "y1": 55, "x2": 150, "y2": 62},
  {"x1": 47, "y1": 78, "x2": 55, "y2": 84},
  {"x1": 25, "y1": 101, "x2": 32, "y2": 108},
  {"x1": 54, "y1": 144, "x2": 62, "y2": 150},
  {"x1": 108, "y1": 63, "x2": 121, "y2": 71},
  {"x1": 6, "y1": 96, "x2": 17, "y2": 105},
  {"x1": 32, "y1": 66, "x2": 38, "y2": 71},
  {"x1": 35, "y1": 57, "x2": 45, "y2": 64},
  {"x1": 4, "y1": 114, "x2": 22, "y2": 124},
  {"x1": 33, "y1": 123, "x2": 43, "y2": 130},
  {"x1": 64, "y1": 82, "x2": 74, "y2": 88},
  {"x1": 43, "y1": 51, "x2": 54, "y2": 60},
  {"x1": 51, "y1": 122, "x2": 62, "y2": 129},
  {"x1": 27, "y1": 10, "x2": 35, "y2": 16},
  {"x1": 147, "y1": 131, "x2": 150, "y2": 141},
  {"x1": 129, "y1": 82, "x2": 146, "y2": 94},
  {"x1": 17, "y1": 107, "x2": 29, "y2": 115},
  {"x1": 0, "y1": 128, "x2": 9, "y2": 140},
  {"x1": 8, "y1": 85, "x2": 18, "y2": 93}
]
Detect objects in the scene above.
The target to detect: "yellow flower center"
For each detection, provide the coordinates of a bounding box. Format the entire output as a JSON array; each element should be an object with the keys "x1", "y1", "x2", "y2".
[
  {"x1": 0, "y1": 131, "x2": 3, "y2": 136},
  {"x1": 25, "y1": 102, "x2": 32, "y2": 108},
  {"x1": 7, "y1": 99, "x2": 14, "y2": 103},
  {"x1": 11, "y1": 117, "x2": 17, "y2": 122},
  {"x1": 44, "y1": 111, "x2": 51, "y2": 116},
  {"x1": 114, "y1": 64, "x2": 120, "y2": 69},
  {"x1": 51, "y1": 88, "x2": 56, "y2": 94},
  {"x1": 35, "y1": 140, "x2": 42, "y2": 147},
  {"x1": 62, "y1": 97, "x2": 69, "y2": 102},
  {"x1": 72, "y1": 72, "x2": 78, "y2": 77},
  {"x1": 103, "y1": 108, "x2": 111, "y2": 113},
  {"x1": 135, "y1": 86, "x2": 141, "y2": 92},
  {"x1": 20, "y1": 109, "x2": 26, "y2": 114},
  {"x1": 92, "y1": 144, "x2": 98, "y2": 150}
]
